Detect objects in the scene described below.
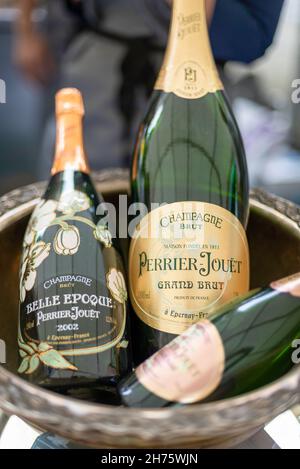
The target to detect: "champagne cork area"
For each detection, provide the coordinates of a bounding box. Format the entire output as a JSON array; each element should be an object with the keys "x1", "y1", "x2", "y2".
[
  {"x1": 56, "y1": 88, "x2": 85, "y2": 116},
  {"x1": 52, "y1": 89, "x2": 90, "y2": 175},
  {"x1": 155, "y1": 0, "x2": 223, "y2": 99}
]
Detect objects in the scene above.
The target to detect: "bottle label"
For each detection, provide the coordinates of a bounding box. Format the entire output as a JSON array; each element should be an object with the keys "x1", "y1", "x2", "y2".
[
  {"x1": 155, "y1": 0, "x2": 223, "y2": 99},
  {"x1": 136, "y1": 320, "x2": 225, "y2": 403},
  {"x1": 20, "y1": 274, "x2": 126, "y2": 358},
  {"x1": 18, "y1": 193, "x2": 128, "y2": 375},
  {"x1": 271, "y1": 273, "x2": 300, "y2": 298},
  {"x1": 129, "y1": 202, "x2": 249, "y2": 335}
]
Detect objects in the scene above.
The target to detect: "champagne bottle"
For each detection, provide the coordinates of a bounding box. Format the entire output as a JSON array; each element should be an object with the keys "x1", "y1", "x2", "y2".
[
  {"x1": 18, "y1": 89, "x2": 132, "y2": 393},
  {"x1": 129, "y1": 0, "x2": 250, "y2": 363},
  {"x1": 119, "y1": 273, "x2": 300, "y2": 408}
]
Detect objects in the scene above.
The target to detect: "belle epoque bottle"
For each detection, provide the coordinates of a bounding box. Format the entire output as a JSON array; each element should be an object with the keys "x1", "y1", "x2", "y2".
[{"x1": 18, "y1": 89, "x2": 132, "y2": 392}]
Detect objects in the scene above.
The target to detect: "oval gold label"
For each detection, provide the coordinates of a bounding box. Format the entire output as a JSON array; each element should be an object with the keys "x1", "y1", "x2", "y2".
[
  {"x1": 136, "y1": 320, "x2": 225, "y2": 404},
  {"x1": 129, "y1": 201, "x2": 250, "y2": 334}
]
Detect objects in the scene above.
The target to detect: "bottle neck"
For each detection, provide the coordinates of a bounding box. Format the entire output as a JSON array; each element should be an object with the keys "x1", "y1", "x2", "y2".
[
  {"x1": 51, "y1": 112, "x2": 90, "y2": 175},
  {"x1": 155, "y1": 0, "x2": 223, "y2": 99}
]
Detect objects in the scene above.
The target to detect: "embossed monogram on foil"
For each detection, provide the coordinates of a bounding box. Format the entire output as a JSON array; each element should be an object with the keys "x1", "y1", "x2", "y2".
[{"x1": 155, "y1": 0, "x2": 223, "y2": 99}]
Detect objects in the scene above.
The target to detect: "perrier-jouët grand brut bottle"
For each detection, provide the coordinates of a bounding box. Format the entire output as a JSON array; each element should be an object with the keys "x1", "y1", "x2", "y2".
[
  {"x1": 18, "y1": 89, "x2": 132, "y2": 393},
  {"x1": 129, "y1": 0, "x2": 250, "y2": 363}
]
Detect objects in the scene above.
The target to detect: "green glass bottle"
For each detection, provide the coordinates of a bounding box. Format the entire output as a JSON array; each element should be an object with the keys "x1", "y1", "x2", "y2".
[
  {"x1": 119, "y1": 273, "x2": 300, "y2": 408},
  {"x1": 18, "y1": 89, "x2": 132, "y2": 395},
  {"x1": 129, "y1": 0, "x2": 250, "y2": 364}
]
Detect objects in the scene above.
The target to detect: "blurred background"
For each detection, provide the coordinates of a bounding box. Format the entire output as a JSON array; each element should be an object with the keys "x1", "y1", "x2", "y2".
[{"x1": 0, "y1": 0, "x2": 300, "y2": 201}]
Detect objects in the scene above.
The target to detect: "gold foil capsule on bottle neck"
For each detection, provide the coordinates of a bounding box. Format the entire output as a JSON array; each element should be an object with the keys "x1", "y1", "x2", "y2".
[
  {"x1": 52, "y1": 88, "x2": 89, "y2": 175},
  {"x1": 55, "y1": 88, "x2": 85, "y2": 116}
]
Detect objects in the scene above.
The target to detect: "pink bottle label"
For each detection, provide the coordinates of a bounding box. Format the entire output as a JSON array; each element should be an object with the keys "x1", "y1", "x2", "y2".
[
  {"x1": 271, "y1": 273, "x2": 300, "y2": 298},
  {"x1": 136, "y1": 320, "x2": 225, "y2": 404}
]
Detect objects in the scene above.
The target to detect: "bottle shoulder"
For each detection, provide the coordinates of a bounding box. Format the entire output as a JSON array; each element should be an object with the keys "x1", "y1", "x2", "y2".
[
  {"x1": 139, "y1": 90, "x2": 246, "y2": 158},
  {"x1": 132, "y1": 90, "x2": 249, "y2": 225}
]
